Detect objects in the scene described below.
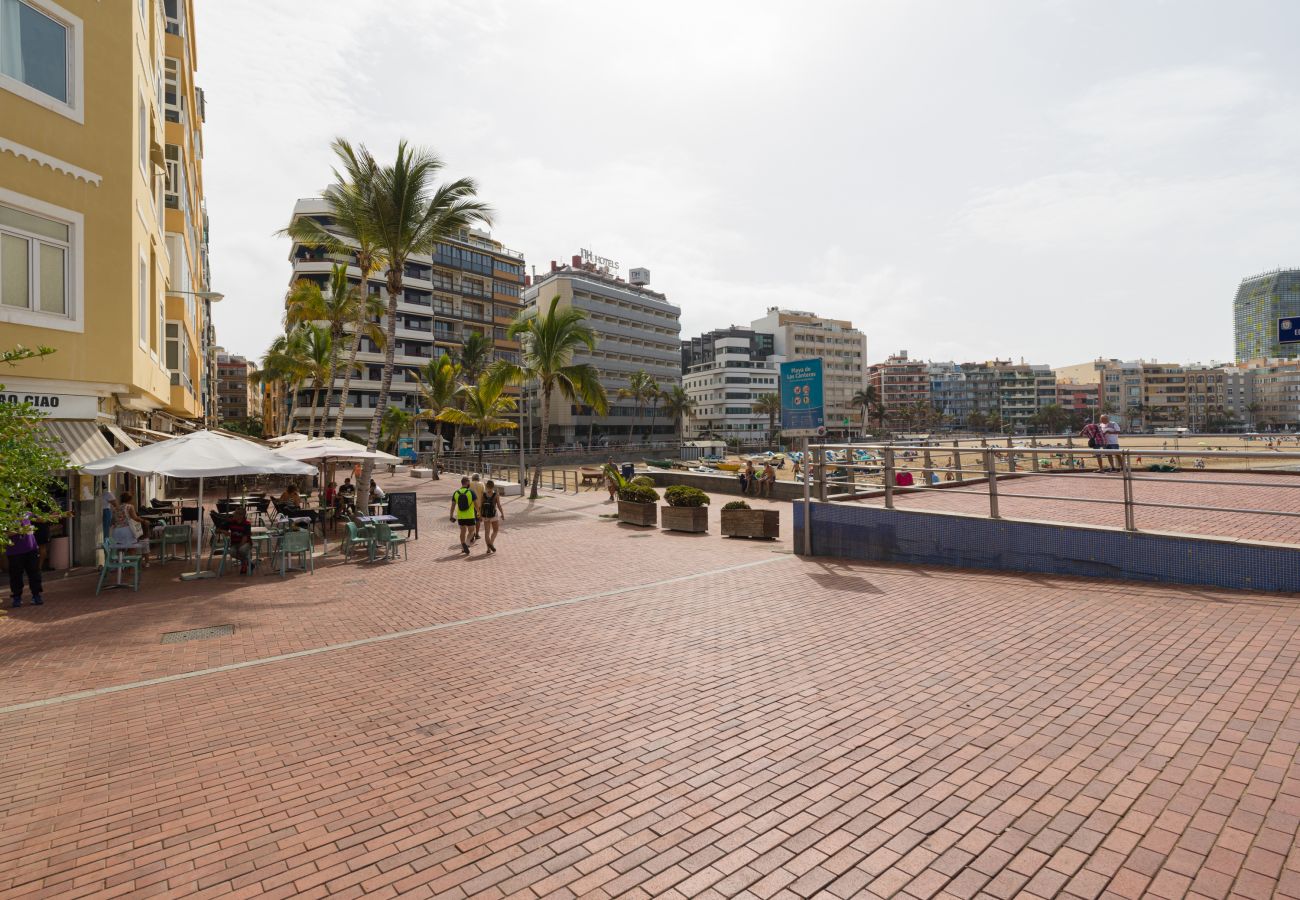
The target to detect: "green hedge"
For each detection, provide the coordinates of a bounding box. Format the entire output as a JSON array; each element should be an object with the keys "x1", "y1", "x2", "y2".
[
  {"x1": 617, "y1": 483, "x2": 660, "y2": 503},
  {"x1": 664, "y1": 485, "x2": 710, "y2": 507}
]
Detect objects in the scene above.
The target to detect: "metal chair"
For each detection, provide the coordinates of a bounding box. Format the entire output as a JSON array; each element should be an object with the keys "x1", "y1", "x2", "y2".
[
  {"x1": 374, "y1": 522, "x2": 408, "y2": 561},
  {"x1": 272, "y1": 529, "x2": 314, "y2": 576},
  {"x1": 96, "y1": 538, "x2": 141, "y2": 595},
  {"x1": 159, "y1": 524, "x2": 192, "y2": 561}
]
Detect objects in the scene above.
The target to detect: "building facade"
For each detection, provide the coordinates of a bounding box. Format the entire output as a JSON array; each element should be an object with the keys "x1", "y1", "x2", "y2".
[
  {"x1": 868, "y1": 351, "x2": 931, "y2": 428},
  {"x1": 1241, "y1": 359, "x2": 1300, "y2": 429},
  {"x1": 285, "y1": 197, "x2": 525, "y2": 449},
  {"x1": 214, "y1": 350, "x2": 257, "y2": 425},
  {"x1": 749, "y1": 308, "x2": 867, "y2": 438},
  {"x1": 1234, "y1": 269, "x2": 1300, "y2": 363},
  {"x1": 0, "y1": 0, "x2": 213, "y2": 433},
  {"x1": 522, "y1": 258, "x2": 681, "y2": 446},
  {"x1": 681, "y1": 327, "x2": 780, "y2": 442}
]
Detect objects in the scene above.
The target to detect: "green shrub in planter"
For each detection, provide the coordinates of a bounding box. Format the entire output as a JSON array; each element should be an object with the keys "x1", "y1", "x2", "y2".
[
  {"x1": 664, "y1": 485, "x2": 710, "y2": 507},
  {"x1": 617, "y1": 483, "x2": 660, "y2": 504},
  {"x1": 722, "y1": 500, "x2": 751, "y2": 511},
  {"x1": 631, "y1": 475, "x2": 657, "y2": 488}
]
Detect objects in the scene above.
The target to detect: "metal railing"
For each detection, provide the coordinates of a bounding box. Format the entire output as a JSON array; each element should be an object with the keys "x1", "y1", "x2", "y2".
[{"x1": 808, "y1": 441, "x2": 1300, "y2": 542}]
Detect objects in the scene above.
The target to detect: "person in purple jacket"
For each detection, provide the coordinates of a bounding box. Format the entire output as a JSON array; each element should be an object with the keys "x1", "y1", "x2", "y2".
[{"x1": 6, "y1": 513, "x2": 43, "y2": 608}]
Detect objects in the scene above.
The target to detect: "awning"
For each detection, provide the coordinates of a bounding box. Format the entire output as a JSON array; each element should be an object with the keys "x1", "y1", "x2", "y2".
[
  {"x1": 101, "y1": 423, "x2": 140, "y2": 451},
  {"x1": 38, "y1": 420, "x2": 117, "y2": 469}
]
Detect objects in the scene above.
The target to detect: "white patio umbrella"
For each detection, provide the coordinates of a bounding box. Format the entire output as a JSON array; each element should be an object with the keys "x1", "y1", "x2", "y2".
[
  {"x1": 266, "y1": 432, "x2": 310, "y2": 445},
  {"x1": 82, "y1": 430, "x2": 317, "y2": 580},
  {"x1": 274, "y1": 437, "x2": 400, "y2": 463}
]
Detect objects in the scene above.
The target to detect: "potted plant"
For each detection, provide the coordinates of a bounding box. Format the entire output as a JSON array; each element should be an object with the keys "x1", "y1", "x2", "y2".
[
  {"x1": 720, "y1": 499, "x2": 779, "y2": 539},
  {"x1": 617, "y1": 482, "x2": 660, "y2": 527},
  {"x1": 661, "y1": 485, "x2": 710, "y2": 533}
]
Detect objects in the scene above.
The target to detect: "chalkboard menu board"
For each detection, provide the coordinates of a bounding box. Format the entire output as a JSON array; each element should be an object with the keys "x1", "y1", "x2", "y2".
[{"x1": 386, "y1": 491, "x2": 418, "y2": 538}]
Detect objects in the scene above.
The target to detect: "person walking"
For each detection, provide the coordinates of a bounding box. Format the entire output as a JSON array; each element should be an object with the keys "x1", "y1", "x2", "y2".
[
  {"x1": 6, "y1": 513, "x2": 43, "y2": 607},
  {"x1": 605, "y1": 459, "x2": 618, "y2": 502},
  {"x1": 469, "y1": 474, "x2": 484, "y2": 543},
  {"x1": 480, "y1": 479, "x2": 504, "y2": 554},
  {"x1": 1100, "y1": 413, "x2": 1122, "y2": 472},
  {"x1": 449, "y1": 477, "x2": 479, "y2": 555}
]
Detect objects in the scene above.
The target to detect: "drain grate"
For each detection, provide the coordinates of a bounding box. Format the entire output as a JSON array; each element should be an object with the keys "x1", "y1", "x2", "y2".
[{"x1": 160, "y1": 624, "x2": 235, "y2": 644}]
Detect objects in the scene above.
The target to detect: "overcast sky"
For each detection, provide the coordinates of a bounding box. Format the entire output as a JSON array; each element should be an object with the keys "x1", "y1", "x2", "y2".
[{"x1": 195, "y1": 0, "x2": 1300, "y2": 369}]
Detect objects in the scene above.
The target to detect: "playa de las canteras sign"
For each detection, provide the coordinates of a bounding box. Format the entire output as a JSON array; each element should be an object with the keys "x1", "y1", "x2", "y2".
[{"x1": 780, "y1": 358, "x2": 825, "y2": 437}]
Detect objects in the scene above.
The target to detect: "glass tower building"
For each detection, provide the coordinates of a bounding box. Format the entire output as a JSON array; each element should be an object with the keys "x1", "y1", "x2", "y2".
[{"x1": 1234, "y1": 269, "x2": 1300, "y2": 362}]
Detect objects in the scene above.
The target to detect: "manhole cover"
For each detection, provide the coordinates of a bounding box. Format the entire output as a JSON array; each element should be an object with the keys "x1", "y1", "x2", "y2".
[{"x1": 160, "y1": 624, "x2": 235, "y2": 644}]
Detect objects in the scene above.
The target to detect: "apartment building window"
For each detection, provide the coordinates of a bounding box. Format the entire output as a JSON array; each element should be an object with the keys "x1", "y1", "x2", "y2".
[
  {"x1": 138, "y1": 252, "x2": 148, "y2": 345},
  {"x1": 0, "y1": 0, "x2": 82, "y2": 120},
  {"x1": 137, "y1": 93, "x2": 148, "y2": 177},
  {"x1": 163, "y1": 57, "x2": 180, "y2": 122},
  {"x1": 0, "y1": 193, "x2": 80, "y2": 330}
]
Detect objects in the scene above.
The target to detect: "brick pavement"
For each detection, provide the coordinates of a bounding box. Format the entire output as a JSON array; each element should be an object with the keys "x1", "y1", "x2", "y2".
[
  {"x1": 2, "y1": 474, "x2": 1300, "y2": 899},
  {"x1": 862, "y1": 471, "x2": 1300, "y2": 545}
]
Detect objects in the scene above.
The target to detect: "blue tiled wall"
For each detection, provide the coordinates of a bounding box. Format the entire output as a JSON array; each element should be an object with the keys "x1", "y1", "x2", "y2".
[{"x1": 793, "y1": 503, "x2": 1300, "y2": 593}]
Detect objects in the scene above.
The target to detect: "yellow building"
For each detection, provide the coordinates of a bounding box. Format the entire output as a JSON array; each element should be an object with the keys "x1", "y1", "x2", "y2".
[{"x1": 0, "y1": 0, "x2": 213, "y2": 434}]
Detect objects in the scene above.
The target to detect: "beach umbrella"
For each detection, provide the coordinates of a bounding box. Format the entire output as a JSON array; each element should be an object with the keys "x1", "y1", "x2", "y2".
[
  {"x1": 266, "y1": 432, "x2": 310, "y2": 445},
  {"x1": 273, "y1": 437, "x2": 399, "y2": 463},
  {"x1": 82, "y1": 430, "x2": 316, "y2": 580}
]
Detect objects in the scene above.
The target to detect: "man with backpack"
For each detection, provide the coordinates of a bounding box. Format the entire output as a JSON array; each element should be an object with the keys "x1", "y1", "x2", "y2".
[
  {"x1": 449, "y1": 477, "x2": 479, "y2": 555},
  {"x1": 1081, "y1": 418, "x2": 1117, "y2": 472}
]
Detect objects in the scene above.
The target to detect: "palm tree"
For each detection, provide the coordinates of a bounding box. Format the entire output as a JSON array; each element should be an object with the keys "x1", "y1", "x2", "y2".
[
  {"x1": 852, "y1": 386, "x2": 878, "y2": 436},
  {"x1": 295, "y1": 323, "x2": 336, "y2": 436},
  {"x1": 436, "y1": 375, "x2": 518, "y2": 473},
  {"x1": 283, "y1": 140, "x2": 390, "y2": 438},
  {"x1": 456, "y1": 330, "x2": 492, "y2": 383},
  {"x1": 1246, "y1": 401, "x2": 1262, "y2": 429},
  {"x1": 284, "y1": 266, "x2": 385, "y2": 431},
  {"x1": 345, "y1": 139, "x2": 493, "y2": 510},
  {"x1": 618, "y1": 370, "x2": 658, "y2": 445},
  {"x1": 380, "y1": 406, "x2": 414, "y2": 455},
  {"x1": 660, "y1": 385, "x2": 694, "y2": 441},
  {"x1": 1125, "y1": 402, "x2": 1145, "y2": 434},
  {"x1": 753, "y1": 393, "x2": 781, "y2": 443},
  {"x1": 414, "y1": 352, "x2": 460, "y2": 479},
  {"x1": 256, "y1": 330, "x2": 311, "y2": 433},
  {"x1": 490, "y1": 296, "x2": 607, "y2": 499},
  {"x1": 645, "y1": 384, "x2": 663, "y2": 446}
]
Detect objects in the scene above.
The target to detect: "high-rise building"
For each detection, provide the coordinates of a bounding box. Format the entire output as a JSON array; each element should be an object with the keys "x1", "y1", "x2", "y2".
[
  {"x1": 681, "y1": 327, "x2": 781, "y2": 442},
  {"x1": 214, "y1": 350, "x2": 257, "y2": 425},
  {"x1": 0, "y1": 0, "x2": 214, "y2": 440},
  {"x1": 285, "y1": 198, "x2": 525, "y2": 448},
  {"x1": 522, "y1": 256, "x2": 681, "y2": 446},
  {"x1": 927, "y1": 362, "x2": 974, "y2": 426},
  {"x1": 749, "y1": 308, "x2": 867, "y2": 438},
  {"x1": 1234, "y1": 269, "x2": 1300, "y2": 363},
  {"x1": 1242, "y1": 359, "x2": 1300, "y2": 429},
  {"x1": 868, "y1": 351, "x2": 930, "y2": 427}
]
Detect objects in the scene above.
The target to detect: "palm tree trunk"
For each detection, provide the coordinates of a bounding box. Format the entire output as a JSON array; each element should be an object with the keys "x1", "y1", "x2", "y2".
[
  {"x1": 334, "y1": 317, "x2": 364, "y2": 437},
  {"x1": 308, "y1": 381, "x2": 320, "y2": 435},
  {"x1": 530, "y1": 382, "x2": 550, "y2": 500},
  {"x1": 648, "y1": 403, "x2": 658, "y2": 446},
  {"x1": 587, "y1": 415, "x2": 595, "y2": 452},
  {"x1": 360, "y1": 277, "x2": 401, "y2": 512}
]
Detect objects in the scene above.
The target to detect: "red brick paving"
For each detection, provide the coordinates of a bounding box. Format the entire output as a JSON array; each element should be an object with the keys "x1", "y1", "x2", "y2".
[
  {"x1": 2, "y1": 474, "x2": 1300, "y2": 898},
  {"x1": 865, "y1": 471, "x2": 1300, "y2": 545}
]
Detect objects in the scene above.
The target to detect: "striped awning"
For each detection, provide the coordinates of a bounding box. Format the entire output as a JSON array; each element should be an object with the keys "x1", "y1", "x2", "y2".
[
  {"x1": 38, "y1": 419, "x2": 117, "y2": 469},
  {"x1": 101, "y1": 423, "x2": 140, "y2": 451}
]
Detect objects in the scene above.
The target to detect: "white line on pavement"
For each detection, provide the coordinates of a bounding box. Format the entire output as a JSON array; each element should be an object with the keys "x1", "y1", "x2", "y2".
[{"x1": 0, "y1": 555, "x2": 790, "y2": 717}]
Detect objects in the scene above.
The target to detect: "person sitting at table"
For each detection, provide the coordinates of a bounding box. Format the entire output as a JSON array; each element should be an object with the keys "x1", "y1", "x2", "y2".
[
  {"x1": 278, "y1": 484, "x2": 303, "y2": 506},
  {"x1": 337, "y1": 478, "x2": 357, "y2": 517},
  {"x1": 227, "y1": 507, "x2": 255, "y2": 575},
  {"x1": 369, "y1": 479, "x2": 386, "y2": 502}
]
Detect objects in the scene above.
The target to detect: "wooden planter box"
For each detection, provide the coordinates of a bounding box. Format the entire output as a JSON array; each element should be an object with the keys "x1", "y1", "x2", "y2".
[
  {"x1": 617, "y1": 500, "x2": 658, "y2": 527},
  {"x1": 721, "y1": 508, "x2": 780, "y2": 539},
  {"x1": 661, "y1": 505, "x2": 708, "y2": 533}
]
